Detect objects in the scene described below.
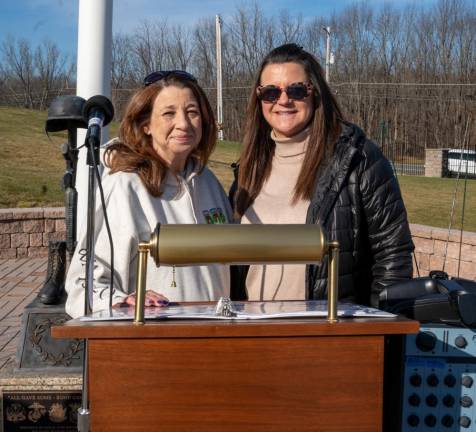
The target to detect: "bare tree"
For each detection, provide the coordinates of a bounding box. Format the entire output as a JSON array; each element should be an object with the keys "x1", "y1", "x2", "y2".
[
  {"x1": 334, "y1": 3, "x2": 375, "y2": 82},
  {"x1": 302, "y1": 17, "x2": 327, "y2": 62},
  {"x1": 434, "y1": 0, "x2": 460, "y2": 80},
  {"x1": 111, "y1": 33, "x2": 137, "y2": 117},
  {"x1": 132, "y1": 19, "x2": 170, "y2": 80},
  {"x1": 168, "y1": 25, "x2": 193, "y2": 70},
  {"x1": 1, "y1": 36, "x2": 35, "y2": 108},
  {"x1": 112, "y1": 33, "x2": 135, "y2": 90},
  {"x1": 193, "y1": 17, "x2": 216, "y2": 86},
  {"x1": 373, "y1": 4, "x2": 403, "y2": 79},
  {"x1": 451, "y1": 0, "x2": 475, "y2": 82},
  {"x1": 277, "y1": 10, "x2": 304, "y2": 46},
  {"x1": 228, "y1": 2, "x2": 276, "y2": 78},
  {"x1": 35, "y1": 40, "x2": 68, "y2": 110}
]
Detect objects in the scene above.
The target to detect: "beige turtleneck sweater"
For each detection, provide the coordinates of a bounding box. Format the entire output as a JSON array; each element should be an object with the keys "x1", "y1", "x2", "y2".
[{"x1": 241, "y1": 128, "x2": 311, "y2": 301}]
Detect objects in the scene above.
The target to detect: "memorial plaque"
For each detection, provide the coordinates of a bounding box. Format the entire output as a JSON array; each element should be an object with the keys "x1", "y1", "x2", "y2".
[
  {"x1": 16, "y1": 299, "x2": 83, "y2": 372},
  {"x1": 2, "y1": 391, "x2": 81, "y2": 431}
]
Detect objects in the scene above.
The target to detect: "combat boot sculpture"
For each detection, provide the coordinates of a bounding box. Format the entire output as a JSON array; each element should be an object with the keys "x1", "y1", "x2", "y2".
[{"x1": 38, "y1": 240, "x2": 67, "y2": 305}]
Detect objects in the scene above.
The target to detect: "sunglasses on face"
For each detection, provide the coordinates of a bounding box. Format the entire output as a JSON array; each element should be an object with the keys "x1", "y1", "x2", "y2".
[
  {"x1": 256, "y1": 82, "x2": 313, "y2": 103},
  {"x1": 143, "y1": 70, "x2": 197, "y2": 86}
]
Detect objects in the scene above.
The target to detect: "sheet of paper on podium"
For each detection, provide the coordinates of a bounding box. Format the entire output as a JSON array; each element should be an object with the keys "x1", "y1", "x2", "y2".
[{"x1": 79, "y1": 300, "x2": 395, "y2": 322}]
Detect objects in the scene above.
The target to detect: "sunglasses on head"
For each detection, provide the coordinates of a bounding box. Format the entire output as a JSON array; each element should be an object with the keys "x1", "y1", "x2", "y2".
[
  {"x1": 256, "y1": 82, "x2": 313, "y2": 103},
  {"x1": 143, "y1": 70, "x2": 197, "y2": 86}
]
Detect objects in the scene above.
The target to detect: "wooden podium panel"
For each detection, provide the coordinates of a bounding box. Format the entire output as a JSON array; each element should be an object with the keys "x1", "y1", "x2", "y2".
[{"x1": 53, "y1": 316, "x2": 418, "y2": 432}]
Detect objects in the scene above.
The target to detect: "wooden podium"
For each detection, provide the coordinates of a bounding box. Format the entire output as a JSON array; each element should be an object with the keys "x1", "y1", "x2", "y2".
[{"x1": 53, "y1": 314, "x2": 418, "y2": 432}]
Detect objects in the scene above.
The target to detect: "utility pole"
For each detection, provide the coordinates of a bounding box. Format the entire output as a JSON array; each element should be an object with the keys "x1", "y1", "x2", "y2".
[
  {"x1": 323, "y1": 26, "x2": 331, "y2": 83},
  {"x1": 215, "y1": 15, "x2": 224, "y2": 140}
]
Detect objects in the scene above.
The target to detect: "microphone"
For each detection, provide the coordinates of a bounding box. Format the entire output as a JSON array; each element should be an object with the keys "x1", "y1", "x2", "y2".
[{"x1": 83, "y1": 95, "x2": 114, "y2": 148}]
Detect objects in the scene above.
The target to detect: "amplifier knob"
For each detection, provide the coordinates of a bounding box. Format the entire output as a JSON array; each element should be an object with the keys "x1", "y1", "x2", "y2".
[
  {"x1": 460, "y1": 395, "x2": 473, "y2": 408},
  {"x1": 407, "y1": 415, "x2": 420, "y2": 427},
  {"x1": 424, "y1": 414, "x2": 437, "y2": 427},
  {"x1": 416, "y1": 331, "x2": 437, "y2": 352},
  {"x1": 444, "y1": 374, "x2": 456, "y2": 387},
  {"x1": 459, "y1": 416, "x2": 471, "y2": 428},
  {"x1": 426, "y1": 394, "x2": 438, "y2": 407},
  {"x1": 441, "y1": 415, "x2": 454, "y2": 428},
  {"x1": 443, "y1": 394, "x2": 455, "y2": 407},
  {"x1": 427, "y1": 373, "x2": 439, "y2": 387},
  {"x1": 410, "y1": 374, "x2": 422, "y2": 387},
  {"x1": 455, "y1": 335, "x2": 468, "y2": 348},
  {"x1": 462, "y1": 375, "x2": 474, "y2": 388},
  {"x1": 408, "y1": 393, "x2": 420, "y2": 406}
]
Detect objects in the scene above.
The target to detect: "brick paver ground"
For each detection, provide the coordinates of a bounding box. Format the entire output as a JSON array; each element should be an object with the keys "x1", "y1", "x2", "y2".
[{"x1": 0, "y1": 258, "x2": 47, "y2": 370}]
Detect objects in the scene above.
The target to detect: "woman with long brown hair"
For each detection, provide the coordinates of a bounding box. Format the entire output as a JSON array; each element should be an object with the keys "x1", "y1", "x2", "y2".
[
  {"x1": 231, "y1": 44, "x2": 414, "y2": 307},
  {"x1": 66, "y1": 71, "x2": 231, "y2": 318}
]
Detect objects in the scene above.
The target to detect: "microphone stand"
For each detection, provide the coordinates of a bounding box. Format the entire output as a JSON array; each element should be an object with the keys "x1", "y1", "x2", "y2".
[{"x1": 77, "y1": 128, "x2": 101, "y2": 432}]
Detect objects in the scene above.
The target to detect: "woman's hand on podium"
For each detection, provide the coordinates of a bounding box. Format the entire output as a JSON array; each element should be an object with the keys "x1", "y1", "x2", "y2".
[{"x1": 113, "y1": 290, "x2": 170, "y2": 308}]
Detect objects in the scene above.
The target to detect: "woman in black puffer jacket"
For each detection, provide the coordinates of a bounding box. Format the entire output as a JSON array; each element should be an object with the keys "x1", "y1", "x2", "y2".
[{"x1": 230, "y1": 43, "x2": 414, "y2": 307}]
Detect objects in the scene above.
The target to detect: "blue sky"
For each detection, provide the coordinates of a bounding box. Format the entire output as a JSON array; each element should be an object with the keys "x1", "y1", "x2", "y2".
[{"x1": 1, "y1": 0, "x2": 439, "y2": 60}]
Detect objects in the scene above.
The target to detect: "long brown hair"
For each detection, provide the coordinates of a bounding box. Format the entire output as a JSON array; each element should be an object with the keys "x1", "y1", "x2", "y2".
[
  {"x1": 235, "y1": 43, "x2": 344, "y2": 217},
  {"x1": 104, "y1": 75, "x2": 217, "y2": 196}
]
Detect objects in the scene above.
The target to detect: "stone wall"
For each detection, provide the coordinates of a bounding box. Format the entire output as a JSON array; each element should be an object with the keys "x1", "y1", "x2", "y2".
[
  {"x1": 0, "y1": 208, "x2": 65, "y2": 259},
  {"x1": 0, "y1": 207, "x2": 475, "y2": 281},
  {"x1": 411, "y1": 223, "x2": 476, "y2": 280}
]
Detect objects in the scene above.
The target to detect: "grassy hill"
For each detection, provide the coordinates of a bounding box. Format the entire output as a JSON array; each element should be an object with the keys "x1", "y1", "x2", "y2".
[
  {"x1": 0, "y1": 107, "x2": 475, "y2": 232},
  {"x1": 0, "y1": 107, "x2": 76, "y2": 208}
]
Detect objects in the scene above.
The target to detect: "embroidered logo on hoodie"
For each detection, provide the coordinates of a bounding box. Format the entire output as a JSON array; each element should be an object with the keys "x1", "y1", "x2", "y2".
[{"x1": 203, "y1": 207, "x2": 226, "y2": 224}]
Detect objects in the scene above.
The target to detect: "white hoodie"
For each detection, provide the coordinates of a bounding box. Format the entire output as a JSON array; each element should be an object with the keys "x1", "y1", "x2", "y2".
[{"x1": 65, "y1": 159, "x2": 232, "y2": 318}]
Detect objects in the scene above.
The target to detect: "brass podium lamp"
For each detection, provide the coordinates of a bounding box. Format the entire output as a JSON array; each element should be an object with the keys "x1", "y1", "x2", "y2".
[{"x1": 133, "y1": 224, "x2": 340, "y2": 324}]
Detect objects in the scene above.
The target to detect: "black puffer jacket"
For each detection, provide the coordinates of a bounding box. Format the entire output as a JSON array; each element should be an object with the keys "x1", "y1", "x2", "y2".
[{"x1": 230, "y1": 122, "x2": 414, "y2": 307}]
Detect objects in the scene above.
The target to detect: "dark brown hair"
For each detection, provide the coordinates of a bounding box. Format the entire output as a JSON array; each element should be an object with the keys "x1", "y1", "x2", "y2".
[
  {"x1": 104, "y1": 75, "x2": 217, "y2": 196},
  {"x1": 235, "y1": 43, "x2": 344, "y2": 217}
]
